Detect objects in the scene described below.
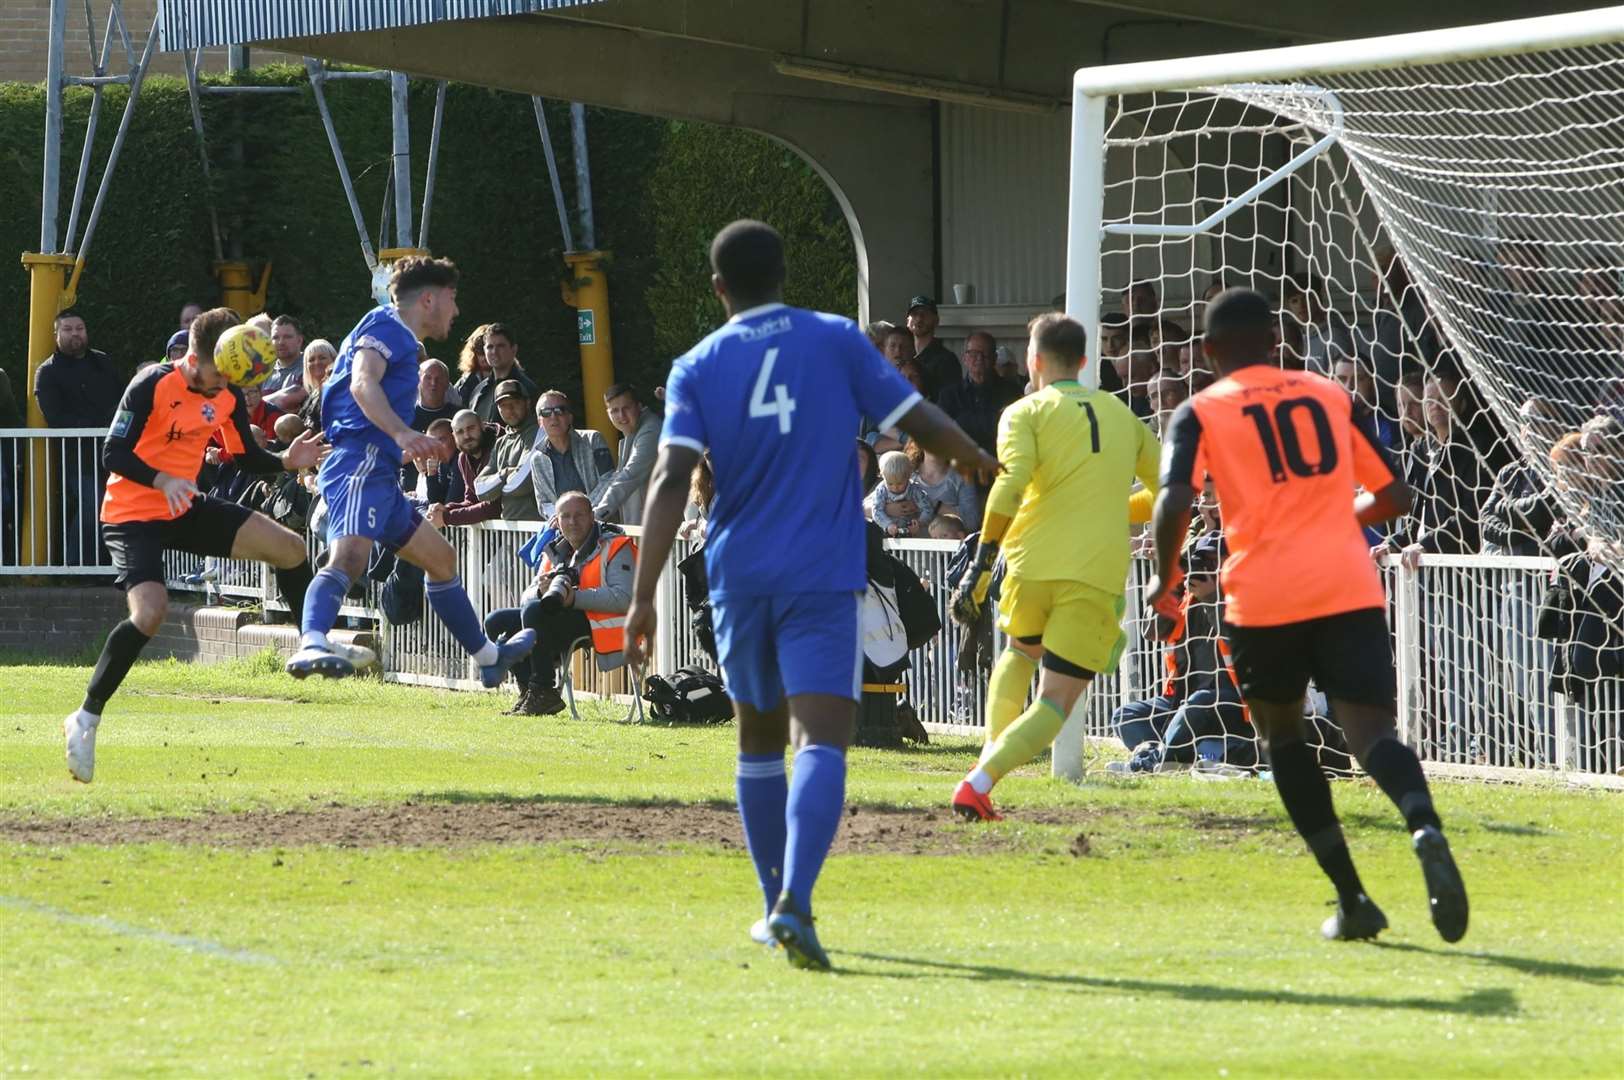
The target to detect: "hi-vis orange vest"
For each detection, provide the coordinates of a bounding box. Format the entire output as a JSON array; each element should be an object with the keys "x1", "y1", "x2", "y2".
[
  {"x1": 1214, "y1": 634, "x2": 1252, "y2": 726},
  {"x1": 542, "y1": 534, "x2": 637, "y2": 654}
]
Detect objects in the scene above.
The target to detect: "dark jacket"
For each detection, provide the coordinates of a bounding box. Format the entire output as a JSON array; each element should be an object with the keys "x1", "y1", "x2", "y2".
[
  {"x1": 936, "y1": 375, "x2": 1022, "y2": 455},
  {"x1": 1407, "y1": 430, "x2": 1488, "y2": 554},
  {"x1": 0, "y1": 368, "x2": 24, "y2": 427},
  {"x1": 914, "y1": 340, "x2": 960, "y2": 401},
  {"x1": 466, "y1": 366, "x2": 539, "y2": 424},
  {"x1": 412, "y1": 400, "x2": 459, "y2": 431},
  {"x1": 1353, "y1": 293, "x2": 1441, "y2": 416},
  {"x1": 1481, "y1": 461, "x2": 1558, "y2": 557},
  {"x1": 33, "y1": 348, "x2": 122, "y2": 428},
  {"x1": 441, "y1": 424, "x2": 498, "y2": 521},
  {"x1": 1542, "y1": 554, "x2": 1624, "y2": 706},
  {"x1": 399, "y1": 399, "x2": 462, "y2": 492}
]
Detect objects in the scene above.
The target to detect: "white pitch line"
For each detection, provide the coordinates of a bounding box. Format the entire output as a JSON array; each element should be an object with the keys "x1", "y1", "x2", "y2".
[{"x1": 0, "y1": 895, "x2": 279, "y2": 966}]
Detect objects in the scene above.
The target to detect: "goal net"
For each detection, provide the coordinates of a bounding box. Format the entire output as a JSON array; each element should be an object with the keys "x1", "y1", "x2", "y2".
[{"x1": 1063, "y1": 10, "x2": 1624, "y2": 780}]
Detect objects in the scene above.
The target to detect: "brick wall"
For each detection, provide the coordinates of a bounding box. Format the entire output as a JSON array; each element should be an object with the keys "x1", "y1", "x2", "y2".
[
  {"x1": 0, "y1": 585, "x2": 373, "y2": 665},
  {"x1": 1, "y1": 2, "x2": 303, "y2": 86},
  {"x1": 0, "y1": 584, "x2": 128, "y2": 655}
]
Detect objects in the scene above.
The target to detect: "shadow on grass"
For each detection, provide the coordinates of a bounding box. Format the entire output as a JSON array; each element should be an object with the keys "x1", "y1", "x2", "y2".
[
  {"x1": 1371, "y1": 941, "x2": 1623, "y2": 986},
  {"x1": 413, "y1": 790, "x2": 741, "y2": 812},
  {"x1": 835, "y1": 951, "x2": 1519, "y2": 1015},
  {"x1": 1476, "y1": 821, "x2": 1550, "y2": 837}
]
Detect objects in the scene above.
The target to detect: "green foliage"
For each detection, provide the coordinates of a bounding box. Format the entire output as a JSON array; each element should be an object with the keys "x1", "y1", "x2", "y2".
[
  {"x1": 0, "y1": 71, "x2": 855, "y2": 402},
  {"x1": 643, "y1": 122, "x2": 859, "y2": 360}
]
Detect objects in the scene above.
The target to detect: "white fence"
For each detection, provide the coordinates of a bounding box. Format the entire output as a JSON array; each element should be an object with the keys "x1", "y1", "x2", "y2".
[
  {"x1": 0, "y1": 427, "x2": 115, "y2": 574},
  {"x1": 154, "y1": 522, "x2": 1620, "y2": 781},
  {"x1": 3, "y1": 428, "x2": 1617, "y2": 780}
]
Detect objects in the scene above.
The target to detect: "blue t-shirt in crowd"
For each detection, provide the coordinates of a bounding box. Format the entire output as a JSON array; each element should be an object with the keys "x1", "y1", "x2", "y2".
[
  {"x1": 322, "y1": 305, "x2": 421, "y2": 452},
  {"x1": 661, "y1": 302, "x2": 921, "y2": 600}
]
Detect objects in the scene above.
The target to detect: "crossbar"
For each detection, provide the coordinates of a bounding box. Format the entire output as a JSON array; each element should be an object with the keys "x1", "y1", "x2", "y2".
[{"x1": 1073, "y1": 6, "x2": 1624, "y2": 97}]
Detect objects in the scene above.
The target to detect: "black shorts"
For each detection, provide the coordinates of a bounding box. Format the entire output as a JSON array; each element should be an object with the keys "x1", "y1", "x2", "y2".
[
  {"x1": 1222, "y1": 608, "x2": 1396, "y2": 710},
  {"x1": 102, "y1": 495, "x2": 254, "y2": 591}
]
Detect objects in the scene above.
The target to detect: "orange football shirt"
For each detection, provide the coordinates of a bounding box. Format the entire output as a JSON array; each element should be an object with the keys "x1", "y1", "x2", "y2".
[
  {"x1": 101, "y1": 363, "x2": 250, "y2": 523},
  {"x1": 1160, "y1": 366, "x2": 1399, "y2": 627}
]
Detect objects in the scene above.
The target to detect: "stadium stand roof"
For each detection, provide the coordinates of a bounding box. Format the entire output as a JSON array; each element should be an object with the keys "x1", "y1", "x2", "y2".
[{"x1": 157, "y1": 0, "x2": 606, "y2": 52}]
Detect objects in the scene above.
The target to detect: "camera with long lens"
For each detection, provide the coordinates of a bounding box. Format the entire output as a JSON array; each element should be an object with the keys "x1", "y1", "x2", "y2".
[
  {"x1": 537, "y1": 565, "x2": 580, "y2": 613},
  {"x1": 536, "y1": 526, "x2": 597, "y2": 613}
]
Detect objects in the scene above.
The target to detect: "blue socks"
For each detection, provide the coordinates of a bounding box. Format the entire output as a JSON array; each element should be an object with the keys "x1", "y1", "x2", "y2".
[
  {"x1": 300, "y1": 567, "x2": 350, "y2": 648},
  {"x1": 736, "y1": 753, "x2": 788, "y2": 917},
  {"x1": 781, "y1": 744, "x2": 846, "y2": 918},
  {"x1": 426, "y1": 574, "x2": 493, "y2": 657}
]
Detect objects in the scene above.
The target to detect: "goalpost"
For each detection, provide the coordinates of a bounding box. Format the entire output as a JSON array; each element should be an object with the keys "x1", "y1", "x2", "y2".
[{"x1": 1057, "y1": 8, "x2": 1624, "y2": 783}]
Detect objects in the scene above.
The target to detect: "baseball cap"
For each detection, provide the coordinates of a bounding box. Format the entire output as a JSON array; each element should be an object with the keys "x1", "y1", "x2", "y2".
[
  {"x1": 494, "y1": 379, "x2": 527, "y2": 403},
  {"x1": 1189, "y1": 533, "x2": 1224, "y2": 573},
  {"x1": 166, "y1": 330, "x2": 189, "y2": 354},
  {"x1": 907, "y1": 295, "x2": 938, "y2": 313}
]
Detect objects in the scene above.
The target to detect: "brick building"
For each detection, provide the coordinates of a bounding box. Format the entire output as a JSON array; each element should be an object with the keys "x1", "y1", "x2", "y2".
[{"x1": 0, "y1": 1, "x2": 297, "y2": 85}]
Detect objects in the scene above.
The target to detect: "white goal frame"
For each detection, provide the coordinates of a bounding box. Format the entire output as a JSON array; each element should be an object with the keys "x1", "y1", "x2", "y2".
[{"x1": 1064, "y1": 5, "x2": 1624, "y2": 375}]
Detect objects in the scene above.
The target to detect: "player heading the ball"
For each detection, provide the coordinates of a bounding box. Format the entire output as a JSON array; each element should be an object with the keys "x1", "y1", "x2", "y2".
[{"x1": 64, "y1": 308, "x2": 331, "y2": 783}]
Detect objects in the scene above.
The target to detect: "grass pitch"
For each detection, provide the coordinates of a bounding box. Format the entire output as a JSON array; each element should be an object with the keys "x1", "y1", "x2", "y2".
[{"x1": 2, "y1": 653, "x2": 1621, "y2": 1077}]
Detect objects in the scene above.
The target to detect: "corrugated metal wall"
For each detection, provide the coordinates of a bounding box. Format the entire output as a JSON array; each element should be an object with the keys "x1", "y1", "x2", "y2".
[
  {"x1": 158, "y1": 0, "x2": 606, "y2": 52},
  {"x1": 939, "y1": 104, "x2": 1071, "y2": 307}
]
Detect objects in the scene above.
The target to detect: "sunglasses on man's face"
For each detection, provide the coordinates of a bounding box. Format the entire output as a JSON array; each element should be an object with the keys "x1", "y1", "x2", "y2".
[{"x1": 538, "y1": 407, "x2": 570, "y2": 418}]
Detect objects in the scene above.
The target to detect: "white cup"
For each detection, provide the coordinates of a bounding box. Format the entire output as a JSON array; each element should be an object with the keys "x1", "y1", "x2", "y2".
[{"x1": 952, "y1": 283, "x2": 974, "y2": 305}]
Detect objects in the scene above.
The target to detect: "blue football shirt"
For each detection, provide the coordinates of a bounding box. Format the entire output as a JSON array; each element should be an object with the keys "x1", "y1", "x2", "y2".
[
  {"x1": 322, "y1": 305, "x2": 422, "y2": 452},
  {"x1": 661, "y1": 303, "x2": 922, "y2": 600}
]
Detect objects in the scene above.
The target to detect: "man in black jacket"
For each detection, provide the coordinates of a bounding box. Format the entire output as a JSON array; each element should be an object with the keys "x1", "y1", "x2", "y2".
[
  {"x1": 936, "y1": 331, "x2": 1021, "y2": 458},
  {"x1": 906, "y1": 296, "x2": 961, "y2": 399},
  {"x1": 1482, "y1": 397, "x2": 1563, "y2": 557},
  {"x1": 33, "y1": 310, "x2": 124, "y2": 565}
]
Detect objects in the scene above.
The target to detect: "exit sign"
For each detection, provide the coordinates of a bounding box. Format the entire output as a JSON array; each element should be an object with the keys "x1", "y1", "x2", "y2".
[{"x1": 577, "y1": 309, "x2": 596, "y2": 345}]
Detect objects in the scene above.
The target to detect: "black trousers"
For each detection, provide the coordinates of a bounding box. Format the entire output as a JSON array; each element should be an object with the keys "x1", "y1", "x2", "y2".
[{"x1": 484, "y1": 600, "x2": 592, "y2": 688}]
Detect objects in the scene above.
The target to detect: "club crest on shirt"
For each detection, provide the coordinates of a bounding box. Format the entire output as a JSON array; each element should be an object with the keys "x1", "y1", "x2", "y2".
[{"x1": 201, "y1": 402, "x2": 216, "y2": 424}]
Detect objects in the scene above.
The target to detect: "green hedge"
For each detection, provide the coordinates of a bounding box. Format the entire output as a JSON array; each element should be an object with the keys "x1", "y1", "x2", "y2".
[{"x1": 0, "y1": 67, "x2": 856, "y2": 406}]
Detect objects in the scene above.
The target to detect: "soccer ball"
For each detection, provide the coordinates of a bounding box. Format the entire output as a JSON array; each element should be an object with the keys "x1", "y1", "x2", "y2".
[{"x1": 212, "y1": 323, "x2": 276, "y2": 388}]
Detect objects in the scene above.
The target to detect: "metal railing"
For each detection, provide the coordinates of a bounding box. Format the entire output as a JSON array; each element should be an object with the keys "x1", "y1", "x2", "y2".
[
  {"x1": 0, "y1": 427, "x2": 114, "y2": 574},
  {"x1": 163, "y1": 522, "x2": 1621, "y2": 779}
]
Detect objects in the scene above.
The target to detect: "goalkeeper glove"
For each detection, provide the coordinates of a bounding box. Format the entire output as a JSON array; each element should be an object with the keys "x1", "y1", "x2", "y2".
[{"x1": 950, "y1": 542, "x2": 998, "y2": 627}]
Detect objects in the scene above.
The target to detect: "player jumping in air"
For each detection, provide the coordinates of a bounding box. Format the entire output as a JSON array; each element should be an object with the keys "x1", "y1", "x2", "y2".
[
  {"x1": 947, "y1": 312, "x2": 1161, "y2": 821},
  {"x1": 624, "y1": 220, "x2": 998, "y2": 970},
  {"x1": 1149, "y1": 287, "x2": 1467, "y2": 942},
  {"x1": 64, "y1": 308, "x2": 329, "y2": 782},
  {"x1": 285, "y1": 256, "x2": 536, "y2": 684}
]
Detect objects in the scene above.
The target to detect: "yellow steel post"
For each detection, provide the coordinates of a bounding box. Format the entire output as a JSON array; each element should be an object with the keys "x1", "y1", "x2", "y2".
[
  {"x1": 19, "y1": 252, "x2": 76, "y2": 566},
  {"x1": 561, "y1": 250, "x2": 615, "y2": 450},
  {"x1": 213, "y1": 259, "x2": 271, "y2": 317}
]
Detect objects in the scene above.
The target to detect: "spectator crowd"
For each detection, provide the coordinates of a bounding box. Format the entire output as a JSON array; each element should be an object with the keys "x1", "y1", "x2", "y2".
[{"x1": 5, "y1": 242, "x2": 1620, "y2": 769}]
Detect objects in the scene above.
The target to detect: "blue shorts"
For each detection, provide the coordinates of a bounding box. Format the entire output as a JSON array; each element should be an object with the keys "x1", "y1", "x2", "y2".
[
  {"x1": 318, "y1": 440, "x2": 422, "y2": 550},
  {"x1": 711, "y1": 591, "x2": 862, "y2": 712}
]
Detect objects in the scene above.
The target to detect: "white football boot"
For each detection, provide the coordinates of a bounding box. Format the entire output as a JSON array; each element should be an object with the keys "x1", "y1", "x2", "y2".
[{"x1": 64, "y1": 709, "x2": 100, "y2": 783}]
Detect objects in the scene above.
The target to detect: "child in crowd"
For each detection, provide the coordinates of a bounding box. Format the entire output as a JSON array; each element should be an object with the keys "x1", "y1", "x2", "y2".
[
  {"x1": 929, "y1": 514, "x2": 968, "y2": 542},
  {"x1": 870, "y1": 450, "x2": 935, "y2": 538},
  {"x1": 908, "y1": 441, "x2": 981, "y2": 530}
]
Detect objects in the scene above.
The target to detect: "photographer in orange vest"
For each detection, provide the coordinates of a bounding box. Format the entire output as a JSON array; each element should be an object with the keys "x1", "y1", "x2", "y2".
[{"x1": 483, "y1": 491, "x2": 638, "y2": 716}]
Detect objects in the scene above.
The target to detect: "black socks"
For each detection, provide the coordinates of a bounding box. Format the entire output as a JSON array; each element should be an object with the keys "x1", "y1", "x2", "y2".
[
  {"x1": 1270, "y1": 738, "x2": 1366, "y2": 902},
  {"x1": 83, "y1": 619, "x2": 152, "y2": 716},
  {"x1": 274, "y1": 560, "x2": 314, "y2": 621},
  {"x1": 1362, "y1": 736, "x2": 1444, "y2": 833}
]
